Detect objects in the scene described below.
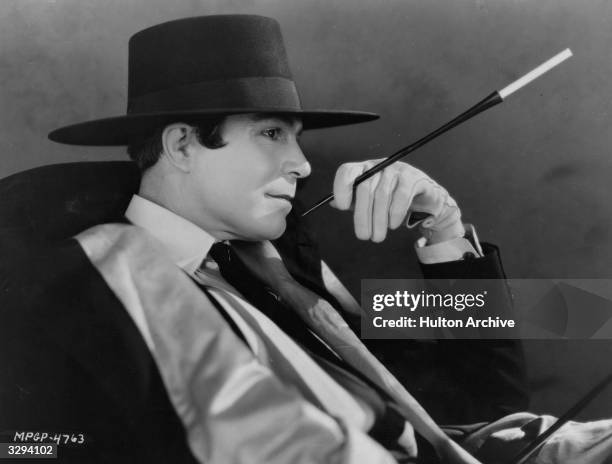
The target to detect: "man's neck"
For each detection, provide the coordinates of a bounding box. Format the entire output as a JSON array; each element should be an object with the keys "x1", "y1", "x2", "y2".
[
  {"x1": 125, "y1": 194, "x2": 216, "y2": 274},
  {"x1": 139, "y1": 169, "x2": 239, "y2": 241}
]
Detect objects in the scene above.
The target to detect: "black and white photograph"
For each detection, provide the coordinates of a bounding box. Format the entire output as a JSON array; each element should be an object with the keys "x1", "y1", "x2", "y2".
[{"x1": 1, "y1": 1, "x2": 612, "y2": 463}]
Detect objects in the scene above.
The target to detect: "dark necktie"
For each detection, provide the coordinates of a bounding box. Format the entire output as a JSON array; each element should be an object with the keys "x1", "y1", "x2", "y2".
[
  {"x1": 206, "y1": 241, "x2": 408, "y2": 451},
  {"x1": 207, "y1": 242, "x2": 358, "y2": 363}
]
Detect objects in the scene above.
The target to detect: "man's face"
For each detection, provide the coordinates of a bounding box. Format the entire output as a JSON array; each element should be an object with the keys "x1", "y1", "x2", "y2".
[{"x1": 182, "y1": 113, "x2": 310, "y2": 241}]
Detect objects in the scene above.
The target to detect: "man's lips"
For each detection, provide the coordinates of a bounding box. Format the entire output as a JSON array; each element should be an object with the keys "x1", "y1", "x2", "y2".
[{"x1": 265, "y1": 193, "x2": 294, "y2": 203}]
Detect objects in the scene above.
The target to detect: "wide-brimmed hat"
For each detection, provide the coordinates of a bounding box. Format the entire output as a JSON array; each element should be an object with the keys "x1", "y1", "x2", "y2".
[{"x1": 48, "y1": 15, "x2": 379, "y2": 146}]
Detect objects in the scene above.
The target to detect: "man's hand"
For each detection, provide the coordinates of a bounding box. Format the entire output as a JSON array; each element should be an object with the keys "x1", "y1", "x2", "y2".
[{"x1": 331, "y1": 159, "x2": 465, "y2": 244}]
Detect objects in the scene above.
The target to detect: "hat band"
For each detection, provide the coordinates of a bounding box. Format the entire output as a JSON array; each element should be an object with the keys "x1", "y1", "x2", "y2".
[{"x1": 127, "y1": 77, "x2": 302, "y2": 113}]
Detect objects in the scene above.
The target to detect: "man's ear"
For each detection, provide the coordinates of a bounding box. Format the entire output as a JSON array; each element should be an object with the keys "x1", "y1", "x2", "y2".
[{"x1": 161, "y1": 123, "x2": 196, "y2": 172}]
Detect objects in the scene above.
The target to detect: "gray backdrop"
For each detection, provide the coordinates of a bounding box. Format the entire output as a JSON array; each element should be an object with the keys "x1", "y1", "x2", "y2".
[{"x1": 2, "y1": 0, "x2": 612, "y2": 418}]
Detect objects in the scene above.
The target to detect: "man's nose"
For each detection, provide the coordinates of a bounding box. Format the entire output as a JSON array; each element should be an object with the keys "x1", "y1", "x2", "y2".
[{"x1": 283, "y1": 142, "x2": 312, "y2": 179}]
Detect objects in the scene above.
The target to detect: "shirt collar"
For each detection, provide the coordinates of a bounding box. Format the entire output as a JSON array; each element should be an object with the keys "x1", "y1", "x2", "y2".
[{"x1": 125, "y1": 194, "x2": 216, "y2": 274}]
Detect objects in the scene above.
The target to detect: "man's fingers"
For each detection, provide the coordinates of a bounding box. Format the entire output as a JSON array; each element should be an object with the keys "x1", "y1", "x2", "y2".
[
  {"x1": 371, "y1": 168, "x2": 398, "y2": 242},
  {"x1": 332, "y1": 163, "x2": 366, "y2": 210},
  {"x1": 332, "y1": 159, "x2": 463, "y2": 244},
  {"x1": 409, "y1": 180, "x2": 446, "y2": 219},
  {"x1": 389, "y1": 172, "x2": 424, "y2": 229},
  {"x1": 353, "y1": 172, "x2": 380, "y2": 240}
]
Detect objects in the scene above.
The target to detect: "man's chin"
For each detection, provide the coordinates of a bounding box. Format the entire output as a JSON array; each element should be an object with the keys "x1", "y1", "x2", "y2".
[
  {"x1": 260, "y1": 220, "x2": 287, "y2": 240},
  {"x1": 267, "y1": 224, "x2": 287, "y2": 240},
  {"x1": 233, "y1": 218, "x2": 287, "y2": 241}
]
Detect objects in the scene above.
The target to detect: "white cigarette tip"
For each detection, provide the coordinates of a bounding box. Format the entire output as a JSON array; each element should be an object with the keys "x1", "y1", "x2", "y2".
[{"x1": 499, "y1": 48, "x2": 573, "y2": 99}]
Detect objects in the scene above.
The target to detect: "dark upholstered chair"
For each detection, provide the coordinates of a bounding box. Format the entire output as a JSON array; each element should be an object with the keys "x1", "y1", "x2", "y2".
[{"x1": 0, "y1": 162, "x2": 139, "y2": 254}]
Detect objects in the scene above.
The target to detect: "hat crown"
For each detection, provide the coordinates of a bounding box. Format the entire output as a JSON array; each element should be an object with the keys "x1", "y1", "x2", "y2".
[
  {"x1": 48, "y1": 14, "x2": 378, "y2": 146},
  {"x1": 128, "y1": 15, "x2": 293, "y2": 103}
]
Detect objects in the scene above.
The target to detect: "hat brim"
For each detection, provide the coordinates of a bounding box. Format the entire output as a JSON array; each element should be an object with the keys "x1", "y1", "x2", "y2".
[{"x1": 48, "y1": 109, "x2": 379, "y2": 146}]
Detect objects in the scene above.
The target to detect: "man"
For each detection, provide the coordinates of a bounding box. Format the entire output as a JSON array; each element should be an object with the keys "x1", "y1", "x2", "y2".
[{"x1": 2, "y1": 14, "x2": 610, "y2": 464}]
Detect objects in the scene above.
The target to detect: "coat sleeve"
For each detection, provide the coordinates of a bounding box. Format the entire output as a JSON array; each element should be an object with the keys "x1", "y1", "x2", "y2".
[
  {"x1": 76, "y1": 224, "x2": 398, "y2": 464},
  {"x1": 415, "y1": 243, "x2": 529, "y2": 423}
]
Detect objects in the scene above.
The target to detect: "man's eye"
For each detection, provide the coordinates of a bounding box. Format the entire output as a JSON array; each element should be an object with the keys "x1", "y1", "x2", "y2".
[{"x1": 262, "y1": 128, "x2": 282, "y2": 140}]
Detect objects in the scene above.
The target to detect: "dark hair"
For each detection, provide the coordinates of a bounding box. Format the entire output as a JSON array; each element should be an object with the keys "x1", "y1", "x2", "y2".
[{"x1": 126, "y1": 119, "x2": 227, "y2": 172}]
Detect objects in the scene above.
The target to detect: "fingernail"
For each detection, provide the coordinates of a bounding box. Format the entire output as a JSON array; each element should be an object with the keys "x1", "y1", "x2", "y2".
[{"x1": 422, "y1": 218, "x2": 435, "y2": 228}]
